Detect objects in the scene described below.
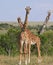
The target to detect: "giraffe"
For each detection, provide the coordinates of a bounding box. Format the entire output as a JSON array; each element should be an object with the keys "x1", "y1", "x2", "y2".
[
  {"x1": 17, "y1": 6, "x2": 41, "y2": 65},
  {"x1": 38, "y1": 11, "x2": 51, "y2": 34}
]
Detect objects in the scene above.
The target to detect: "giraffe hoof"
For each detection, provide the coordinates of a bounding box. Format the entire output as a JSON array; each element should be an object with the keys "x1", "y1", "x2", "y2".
[
  {"x1": 18, "y1": 62, "x2": 21, "y2": 65},
  {"x1": 25, "y1": 60, "x2": 27, "y2": 65},
  {"x1": 38, "y1": 58, "x2": 42, "y2": 63},
  {"x1": 28, "y1": 59, "x2": 30, "y2": 63}
]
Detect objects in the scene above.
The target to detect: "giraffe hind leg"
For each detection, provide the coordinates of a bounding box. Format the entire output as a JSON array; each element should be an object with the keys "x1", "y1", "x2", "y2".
[{"x1": 37, "y1": 42, "x2": 42, "y2": 63}]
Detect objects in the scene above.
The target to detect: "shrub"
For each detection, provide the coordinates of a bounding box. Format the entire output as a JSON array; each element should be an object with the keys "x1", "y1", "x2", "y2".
[{"x1": 40, "y1": 30, "x2": 53, "y2": 56}]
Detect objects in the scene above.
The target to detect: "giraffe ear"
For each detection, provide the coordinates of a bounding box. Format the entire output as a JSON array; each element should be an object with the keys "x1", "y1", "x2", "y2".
[
  {"x1": 30, "y1": 8, "x2": 31, "y2": 10},
  {"x1": 17, "y1": 17, "x2": 23, "y2": 28}
]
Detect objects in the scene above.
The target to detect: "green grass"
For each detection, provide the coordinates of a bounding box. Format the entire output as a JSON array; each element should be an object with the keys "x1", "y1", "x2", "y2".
[
  {"x1": 0, "y1": 30, "x2": 7, "y2": 34},
  {"x1": 0, "y1": 55, "x2": 53, "y2": 65}
]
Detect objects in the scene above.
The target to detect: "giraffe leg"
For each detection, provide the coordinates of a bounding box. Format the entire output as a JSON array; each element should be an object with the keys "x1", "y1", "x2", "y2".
[
  {"x1": 19, "y1": 41, "x2": 23, "y2": 65},
  {"x1": 28, "y1": 44, "x2": 31, "y2": 63},
  {"x1": 24, "y1": 42, "x2": 28, "y2": 65},
  {"x1": 37, "y1": 42, "x2": 42, "y2": 63}
]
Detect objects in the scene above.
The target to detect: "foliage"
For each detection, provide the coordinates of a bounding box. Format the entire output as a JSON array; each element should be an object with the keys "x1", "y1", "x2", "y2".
[
  {"x1": 0, "y1": 28, "x2": 20, "y2": 56},
  {"x1": 40, "y1": 30, "x2": 53, "y2": 56},
  {"x1": 0, "y1": 23, "x2": 53, "y2": 56}
]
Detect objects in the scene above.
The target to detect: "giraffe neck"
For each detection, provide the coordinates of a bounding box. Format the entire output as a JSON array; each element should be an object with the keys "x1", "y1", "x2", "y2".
[
  {"x1": 23, "y1": 12, "x2": 29, "y2": 30},
  {"x1": 38, "y1": 12, "x2": 51, "y2": 34},
  {"x1": 25, "y1": 12, "x2": 28, "y2": 24}
]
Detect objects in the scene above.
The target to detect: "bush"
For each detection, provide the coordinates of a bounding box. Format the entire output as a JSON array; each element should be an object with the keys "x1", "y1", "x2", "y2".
[
  {"x1": 0, "y1": 26, "x2": 53, "y2": 56},
  {"x1": 0, "y1": 28, "x2": 20, "y2": 56},
  {"x1": 40, "y1": 30, "x2": 53, "y2": 56}
]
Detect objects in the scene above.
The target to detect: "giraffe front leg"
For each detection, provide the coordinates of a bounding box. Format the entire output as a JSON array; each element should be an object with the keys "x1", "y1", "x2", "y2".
[
  {"x1": 24, "y1": 43, "x2": 28, "y2": 65},
  {"x1": 28, "y1": 44, "x2": 31, "y2": 63},
  {"x1": 19, "y1": 41, "x2": 23, "y2": 65},
  {"x1": 19, "y1": 53, "x2": 22, "y2": 65}
]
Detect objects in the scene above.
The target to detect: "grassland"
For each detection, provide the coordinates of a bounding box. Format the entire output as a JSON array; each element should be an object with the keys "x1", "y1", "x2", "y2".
[
  {"x1": 0, "y1": 21, "x2": 53, "y2": 26},
  {"x1": 0, "y1": 55, "x2": 53, "y2": 65}
]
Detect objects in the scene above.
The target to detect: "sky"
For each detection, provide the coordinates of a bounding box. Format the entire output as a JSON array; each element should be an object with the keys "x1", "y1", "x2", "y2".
[{"x1": 0, "y1": 0, "x2": 53, "y2": 22}]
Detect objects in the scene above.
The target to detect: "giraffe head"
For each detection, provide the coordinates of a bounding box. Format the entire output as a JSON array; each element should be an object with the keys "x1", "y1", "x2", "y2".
[
  {"x1": 17, "y1": 17, "x2": 23, "y2": 29},
  {"x1": 48, "y1": 11, "x2": 51, "y2": 16},
  {"x1": 17, "y1": 17, "x2": 27, "y2": 31},
  {"x1": 25, "y1": 6, "x2": 31, "y2": 14}
]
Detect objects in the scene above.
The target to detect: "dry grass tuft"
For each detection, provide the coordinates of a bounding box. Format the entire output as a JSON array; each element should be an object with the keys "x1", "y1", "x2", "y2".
[{"x1": 0, "y1": 55, "x2": 53, "y2": 65}]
